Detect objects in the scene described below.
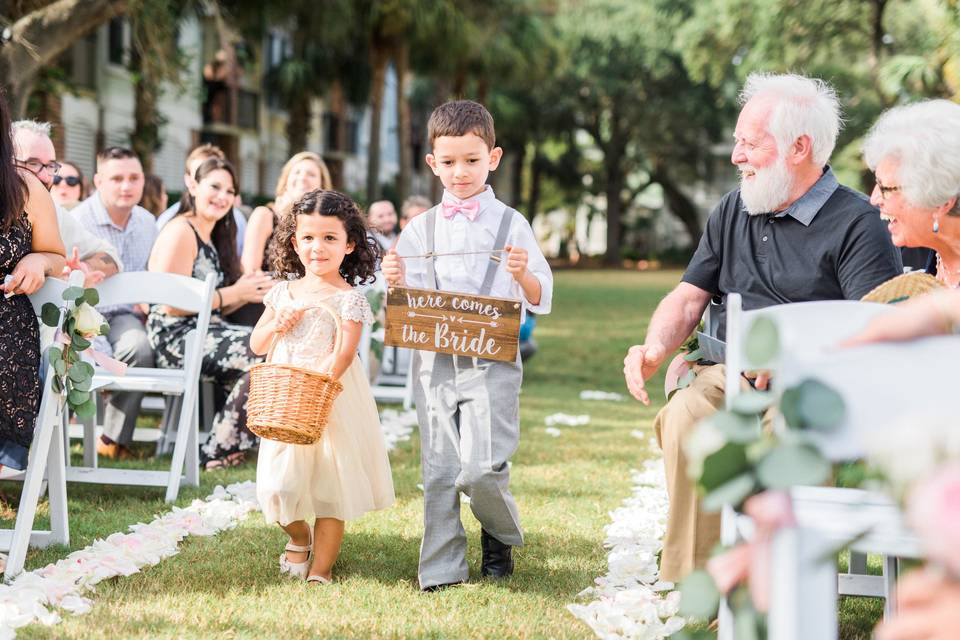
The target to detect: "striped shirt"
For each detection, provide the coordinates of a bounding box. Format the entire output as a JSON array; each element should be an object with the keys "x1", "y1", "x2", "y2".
[{"x1": 73, "y1": 194, "x2": 158, "y2": 316}]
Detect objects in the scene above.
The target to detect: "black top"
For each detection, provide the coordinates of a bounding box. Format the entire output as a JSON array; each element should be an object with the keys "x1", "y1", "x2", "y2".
[{"x1": 683, "y1": 170, "x2": 903, "y2": 340}]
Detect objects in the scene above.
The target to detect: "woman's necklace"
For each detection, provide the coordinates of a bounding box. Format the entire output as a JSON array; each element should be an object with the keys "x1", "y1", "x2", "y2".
[{"x1": 935, "y1": 253, "x2": 960, "y2": 288}]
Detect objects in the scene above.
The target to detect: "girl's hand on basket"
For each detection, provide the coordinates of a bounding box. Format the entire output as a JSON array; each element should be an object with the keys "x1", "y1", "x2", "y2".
[{"x1": 273, "y1": 307, "x2": 304, "y2": 334}]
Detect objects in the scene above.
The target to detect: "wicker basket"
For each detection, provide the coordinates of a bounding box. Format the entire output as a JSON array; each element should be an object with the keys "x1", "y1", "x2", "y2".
[
  {"x1": 860, "y1": 271, "x2": 945, "y2": 304},
  {"x1": 247, "y1": 304, "x2": 344, "y2": 445}
]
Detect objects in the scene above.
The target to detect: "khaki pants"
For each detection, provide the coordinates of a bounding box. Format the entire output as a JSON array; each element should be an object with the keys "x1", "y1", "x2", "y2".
[{"x1": 654, "y1": 362, "x2": 726, "y2": 583}]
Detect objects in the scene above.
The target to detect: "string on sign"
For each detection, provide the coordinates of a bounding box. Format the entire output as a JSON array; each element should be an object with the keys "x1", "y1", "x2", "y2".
[{"x1": 395, "y1": 249, "x2": 509, "y2": 261}]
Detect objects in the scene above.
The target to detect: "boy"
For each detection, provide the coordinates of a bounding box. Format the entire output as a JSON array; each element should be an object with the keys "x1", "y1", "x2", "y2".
[{"x1": 382, "y1": 100, "x2": 553, "y2": 591}]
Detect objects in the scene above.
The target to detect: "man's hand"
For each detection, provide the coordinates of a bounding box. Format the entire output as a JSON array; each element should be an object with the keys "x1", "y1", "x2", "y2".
[
  {"x1": 64, "y1": 247, "x2": 107, "y2": 288},
  {"x1": 623, "y1": 343, "x2": 667, "y2": 405},
  {"x1": 504, "y1": 245, "x2": 528, "y2": 282},
  {"x1": 4, "y1": 253, "x2": 48, "y2": 296},
  {"x1": 382, "y1": 249, "x2": 405, "y2": 286},
  {"x1": 743, "y1": 370, "x2": 771, "y2": 391}
]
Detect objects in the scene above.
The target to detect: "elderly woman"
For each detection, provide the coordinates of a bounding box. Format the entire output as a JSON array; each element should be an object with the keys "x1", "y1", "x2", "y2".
[{"x1": 863, "y1": 99, "x2": 960, "y2": 285}]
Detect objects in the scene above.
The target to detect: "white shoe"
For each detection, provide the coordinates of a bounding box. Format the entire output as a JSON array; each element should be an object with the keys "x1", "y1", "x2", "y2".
[
  {"x1": 279, "y1": 541, "x2": 311, "y2": 579},
  {"x1": 306, "y1": 574, "x2": 332, "y2": 585}
]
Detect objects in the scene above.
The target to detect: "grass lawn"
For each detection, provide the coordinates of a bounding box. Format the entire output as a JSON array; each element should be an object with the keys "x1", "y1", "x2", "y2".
[{"x1": 2, "y1": 270, "x2": 882, "y2": 639}]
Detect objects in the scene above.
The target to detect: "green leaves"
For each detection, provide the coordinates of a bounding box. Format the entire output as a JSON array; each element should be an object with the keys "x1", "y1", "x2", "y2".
[
  {"x1": 709, "y1": 411, "x2": 762, "y2": 444},
  {"x1": 780, "y1": 378, "x2": 845, "y2": 432},
  {"x1": 82, "y1": 288, "x2": 100, "y2": 306},
  {"x1": 41, "y1": 302, "x2": 61, "y2": 327},
  {"x1": 730, "y1": 391, "x2": 775, "y2": 416},
  {"x1": 703, "y1": 472, "x2": 756, "y2": 512},
  {"x1": 700, "y1": 442, "x2": 749, "y2": 491},
  {"x1": 678, "y1": 569, "x2": 721, "y2": 620},
  {"x1": 745, "y1": 315, "x2": 779, "y2": 367},
  {"x1": 62, "y1": 286, "x2": 85, "y2": 302},
  {"x1": 757, "y1": 443, "x2": 831, "y2": 489}
]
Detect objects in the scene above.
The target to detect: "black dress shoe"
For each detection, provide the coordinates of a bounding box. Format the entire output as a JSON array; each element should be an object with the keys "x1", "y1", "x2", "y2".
[
  {"x1": 421, "y1": 581, "x2": 464, "y2": 592},
  {"x1": 480, "y1": 529, "x2": 513, "y2": 578}
]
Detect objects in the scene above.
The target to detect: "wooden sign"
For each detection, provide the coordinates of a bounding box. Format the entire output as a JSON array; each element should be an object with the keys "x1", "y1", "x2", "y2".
[{"x1": 384, "y1": 286, "x2": 522, "y2": 362}]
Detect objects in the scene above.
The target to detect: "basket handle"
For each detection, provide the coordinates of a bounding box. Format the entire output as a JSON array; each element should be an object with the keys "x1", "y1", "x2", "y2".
[{"x1": 265, "y1": 302, "x2": 344, "y2": 377}]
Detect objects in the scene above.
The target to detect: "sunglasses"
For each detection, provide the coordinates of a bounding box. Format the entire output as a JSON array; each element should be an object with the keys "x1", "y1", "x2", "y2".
[{"x1": 52, "y1": 175, "x2": 81, "y2": 187}]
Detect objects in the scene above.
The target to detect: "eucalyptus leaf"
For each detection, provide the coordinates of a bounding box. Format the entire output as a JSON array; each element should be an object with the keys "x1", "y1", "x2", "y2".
[
  {"x1": 745, "y1": 315, "x2": 779, "y2": 367},
  {"x1": 72, "y1": 335, "x2": 91, "y2": 351},
  {"x1": 730, "y1": 391, "x2": 775, "y2": 416},
  {"x1": 757, "y1": 443, "x2": 831, "y2": 489},
  {"x1": 796, "y1": 378, "x2": 845, "y2": 431},
  {"x1": 62, "y1": 286, "x2": 85, "y2": 301},
  {"x1": 71, "y1": 376, "x2": 92, "y2": 392},
  {"x1": 67, "y1": 364, "x2": 88, "y2": 382},
  {"x1": 702, "y1": 472, "x2": 756, "y2": 512},
  {"x1": 76, "y1": 361, "x2": 95, "y2": 378},
  {"x1": 677, "y1": 369, "x2": 696, "y2": 390},
  {"x1": 51, "y1": 375, "x2": 63, "y2": 394},
  {"x1": 710, "y1": 411, "x2": 762, "y2": 444},
  {"x1": 700, "y1": 442, "x2": 749, "y2": 491},
  {"x1": 73, "y1": 398, "x2": 97, "y2": 419},
  {"x1": 677, "y1": 569, "x2": 722, "y2": 619},
  {"x1": 780, "y1": 385, "x2": 802, "y2": 429},
  {"x1": 53, "y1": 359, "x2": 66, "y2": 377},
  {"x1": 683, "y1": 347, "x2": 703, "y2": 362},
  {"x1": 41, "y1": 302, "x2": 61, "y2": 327},
  {"x1": 68, "y1": 389, "x2": 91, "y2": 406},
  {"x1": 734, "y1": 605, "x2": 761, "y2": 640},
  {"x1": 48, "y1": 347, "x2": 62, "y2": 363},
  {"x1": 82, "y1": 288, "x2": 100, "y2": 306},
  {"x1": 100, "y1": 323, "x2": 110, "y2": 336}
]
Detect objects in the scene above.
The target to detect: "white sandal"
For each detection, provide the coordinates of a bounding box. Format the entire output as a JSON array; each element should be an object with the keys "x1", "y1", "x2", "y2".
[
  {"x1": 279, "y1": 541, "x2": 312, "y2": 579},
  {"x1": 306, "y1": 574, "x2": 332, "y2": 585}
]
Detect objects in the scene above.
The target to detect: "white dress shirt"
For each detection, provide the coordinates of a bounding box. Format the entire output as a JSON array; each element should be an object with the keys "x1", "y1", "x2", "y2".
[
  {"x1": 395, "y1": 187, "x2": 552, "y2": 315},
  {"x1": 56, "y1": 204, "x2": 123, "y2": 270}
]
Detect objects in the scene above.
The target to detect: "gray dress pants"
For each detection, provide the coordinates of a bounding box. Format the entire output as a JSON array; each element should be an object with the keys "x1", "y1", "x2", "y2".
[{"x1": 101, "y1": 312, "x2": 154, "y2": 445}]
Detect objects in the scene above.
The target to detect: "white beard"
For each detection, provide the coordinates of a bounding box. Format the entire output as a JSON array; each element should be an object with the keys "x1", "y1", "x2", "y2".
[{"x1": 739, "y1": 158, "x2": 794, "y2": 215}]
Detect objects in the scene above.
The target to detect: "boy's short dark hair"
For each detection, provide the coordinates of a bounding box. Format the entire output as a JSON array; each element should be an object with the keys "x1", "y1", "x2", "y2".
[
  {"x1": 96, "y1": 146, "x2": 140, "y2": 170},
  {"x1": 427, "y1": 100, "x2": 496, "y2": 149}
]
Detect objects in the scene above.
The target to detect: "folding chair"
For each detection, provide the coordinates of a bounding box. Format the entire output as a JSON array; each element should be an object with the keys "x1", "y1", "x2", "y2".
[
  {"x1": 67, "y1": 272, "x2": 216, "y2": 502},
  {"x1": 761, "y1": 336, "x2": 957, "y2": 639},
  {"x1": 0, "y1": 272, "x2": 81, "y2": 579},
  {"x1": 359, "y1": 322, "x2": 414, "y2": 409}
]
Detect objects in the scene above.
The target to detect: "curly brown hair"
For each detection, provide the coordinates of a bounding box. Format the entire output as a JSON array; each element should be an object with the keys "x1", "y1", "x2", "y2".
[{"x1": 270, "y1": 189, "x2": 380, "y2": 284}]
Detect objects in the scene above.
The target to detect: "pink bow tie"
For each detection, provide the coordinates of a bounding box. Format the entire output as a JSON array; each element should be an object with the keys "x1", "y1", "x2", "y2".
[{"x1": 441, "y1": 198, "x2": 481, "y2": 221}]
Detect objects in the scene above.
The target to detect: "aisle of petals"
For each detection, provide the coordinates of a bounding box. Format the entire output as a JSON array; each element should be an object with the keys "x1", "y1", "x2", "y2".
[
  {"x1": 0, "y1": 408, "x2": 419, "y2": 638},
  {"x1": 567, "y1": 442, "x2": 685, "y2": 640}
]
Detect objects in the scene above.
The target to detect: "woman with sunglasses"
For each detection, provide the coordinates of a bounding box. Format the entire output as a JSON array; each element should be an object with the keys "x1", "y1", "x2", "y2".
[{"x1": 50, "y1": 161, "x2": 86, "y2": 210}]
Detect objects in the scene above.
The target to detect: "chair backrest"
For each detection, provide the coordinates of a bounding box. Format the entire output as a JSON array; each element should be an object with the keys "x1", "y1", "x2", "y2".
[
  {"x1": 28, "y1": 270, "x2": 84, "y2": 316},
  {"x1": 724, "y1": 293, "x2": 895, "y2": 403},
  {"x1": 777, "y1": 336, "x2": 960, "y2": 460},
  {"x1": 94, "y1": 271, "x2": 214, "y2": 314}
]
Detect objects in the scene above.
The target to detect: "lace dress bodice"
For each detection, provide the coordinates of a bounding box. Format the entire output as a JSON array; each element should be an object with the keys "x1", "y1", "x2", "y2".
[{"x1": 264, "y1": 281, "x2": 374, "y2": 371}]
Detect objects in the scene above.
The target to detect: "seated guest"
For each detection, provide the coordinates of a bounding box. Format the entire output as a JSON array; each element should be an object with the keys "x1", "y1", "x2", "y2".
[
  {"x1": 400, "y1": 195, "x2": 431, "y2": 230},
  {"x1": 622, "y1": 73, "x2": 902, "y2": 584},
  {"x1": 156, "y1": 144, "x2": 247, "y2": 254},
  {"x1": 147, "y1": 157, "x2": 271, "y2": 470},
  {"x1": 12, "y1": 121, "x2": 122, "y2": 287},
  {"x1": 863, "y1": 100, "x2": 960, "y2": 284},
  {"x1": 50, "y1": 160, "x2": 87, "y2": 211},
  {"x1": 367, "y1": 200, "x2": 398, "y2": 251},
  {"x1": 1, "y1": 93, "x2": 66, "y2": 472},
  {"x1": 234, "y1": 152, "x2": 331, "y2": 326},
  {"x1": 845, "y1": 288, "x2": 960, "y2": 345},
  {"x1": 73, "y1": 147, "x2": 157, "y2": 460},
  {"x1": 140, "y1": 174, "x2": 168, "y2": 217}
]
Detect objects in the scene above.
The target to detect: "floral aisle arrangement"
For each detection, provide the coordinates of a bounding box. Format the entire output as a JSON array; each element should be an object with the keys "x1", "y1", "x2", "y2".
[
  {"x1": 40, "y1": 284, "x2": 125, "y2": 418},
  {"x1": 676, "y1": 316, "x2": 848, "y2": 638}
]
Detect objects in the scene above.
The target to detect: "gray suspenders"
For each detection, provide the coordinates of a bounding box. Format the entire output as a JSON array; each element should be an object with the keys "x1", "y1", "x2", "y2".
[{"x1": 422, "y1": 205, "x2": 516, "y2": 296}]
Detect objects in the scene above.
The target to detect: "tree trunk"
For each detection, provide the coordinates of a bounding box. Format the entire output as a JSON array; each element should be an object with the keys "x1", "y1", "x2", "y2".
[
  {"x1": 395, "y1": 40, "x2": 412, "y2": 204},
  {"x1": 510, "y1": 143, "x2": 526, "y2": 209},
  {"x1": 131, "y1": 63, "x2": 159, "y2": 174},
  {"x1": 652, "y1": 165, "x2": 703, "y2": 246},
  {"x1": 528, "y1": 144, "x2": 544, "y2": 222},
  {"x1": 476, "y1": 76, "x2": 490, "y2": 105},
  {"x1": 604, "y1": 166, "x2": 624, "y2": 265},
  {"x1": 1, "y1": 0, "x2": 128, "y2": 116},
  {"x1": 327, "y1": 79, "x2": 348, "y2": 190},
  {"x1": 366, "y1": 43, "x2": 389, "y2": 202},
  {"x1": 286, "y1": 97, "x2": 310, "y2": 155}
]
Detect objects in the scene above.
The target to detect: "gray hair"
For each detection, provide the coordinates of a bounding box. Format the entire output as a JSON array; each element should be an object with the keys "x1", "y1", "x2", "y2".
[
  {"x1": 11, "y1": 119, "x2": 52, "y2": 138},
  {"x1": 863, "y1": 99, "x2": 960, "y2": 215},
  {"x1": 740, "y1": 73, "x2": 843, "y2": 167}
]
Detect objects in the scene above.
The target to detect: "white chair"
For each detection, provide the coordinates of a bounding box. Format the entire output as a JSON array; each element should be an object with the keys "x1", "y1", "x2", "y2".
[
  {"x1": 0, "y1": 272, "x2": 81, "y2": 579},
  {"x1": 760, "y1": 337, "x2": 958, "y2": 639},
  {"x1": 68, "y1": 271, "x2": 216, "y2": 502},
  {"x1": 359, "y1": 322, "x2": 414, "y2": 409},
  {"x1": 718, "y1": 293, "x2": 900, "y2": 638}
]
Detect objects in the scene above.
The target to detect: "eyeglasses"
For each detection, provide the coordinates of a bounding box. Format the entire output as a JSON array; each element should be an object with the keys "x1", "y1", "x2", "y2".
[
  {"x1": 875, "y1": 178, "x2": 902, "y2": 201},
  {"x1": 16, "y1": 158, "x2": 62, "y2": 176},
  {"x1": 52, "y1": 175, "x2": 81, "y2": 187}
]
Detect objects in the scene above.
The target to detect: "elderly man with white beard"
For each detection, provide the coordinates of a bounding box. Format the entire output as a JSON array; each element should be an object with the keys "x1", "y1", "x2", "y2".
[{"x1": 622, "y1": 73, "x2": 902, "y2": 584}]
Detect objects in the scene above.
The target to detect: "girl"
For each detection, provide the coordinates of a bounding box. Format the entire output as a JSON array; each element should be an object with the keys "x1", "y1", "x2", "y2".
[
  {"x1": 147, "y1": 157, "x2": 272, "y2": 470},
  {"x1": 252, "y1": 189, "x2": 395, "y2": 584}
]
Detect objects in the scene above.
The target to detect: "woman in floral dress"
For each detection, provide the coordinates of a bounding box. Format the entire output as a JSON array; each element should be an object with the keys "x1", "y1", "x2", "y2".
[{"x1": 146, "y1": 157, "x2": 273, "y2": 469}]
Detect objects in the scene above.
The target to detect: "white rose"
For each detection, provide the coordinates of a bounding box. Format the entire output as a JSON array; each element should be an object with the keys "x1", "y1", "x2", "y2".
[{"x1": 75, "y1": 302, "x2": 107, "y2": 338}]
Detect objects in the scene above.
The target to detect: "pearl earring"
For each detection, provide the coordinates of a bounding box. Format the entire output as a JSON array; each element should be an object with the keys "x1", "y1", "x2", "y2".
[{"x1": 934, "y1": 218, "x2": 941, "y2": 233}]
